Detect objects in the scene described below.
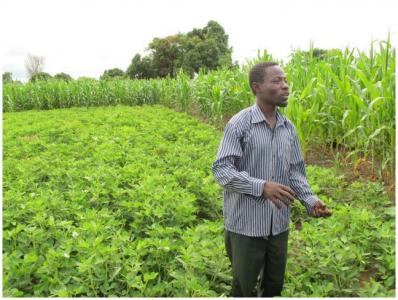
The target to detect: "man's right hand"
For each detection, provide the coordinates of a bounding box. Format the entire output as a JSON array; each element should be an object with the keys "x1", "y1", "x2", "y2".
[{"x1": 262, "y1": 182, "x2": 296, "y2": 209}]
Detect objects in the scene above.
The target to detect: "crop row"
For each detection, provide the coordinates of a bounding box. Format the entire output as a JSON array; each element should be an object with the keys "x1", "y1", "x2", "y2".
[
  {"x1": 3, "y1": 40, "x2": 395, "y2": 174},
  {"x1": 3, "y1": 105, "x2": 394, "y2": 297}
]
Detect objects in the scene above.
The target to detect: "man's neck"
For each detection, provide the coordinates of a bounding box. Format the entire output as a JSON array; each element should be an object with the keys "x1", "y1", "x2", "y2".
[{"x1": 256, "y1": 99, "x2": 277, "y2": 121}]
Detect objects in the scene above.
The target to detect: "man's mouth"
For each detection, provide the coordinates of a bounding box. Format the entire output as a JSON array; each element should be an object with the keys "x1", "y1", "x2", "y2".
[{"x1": 281, "y1": 93, "x2": 289, "y2": 100}]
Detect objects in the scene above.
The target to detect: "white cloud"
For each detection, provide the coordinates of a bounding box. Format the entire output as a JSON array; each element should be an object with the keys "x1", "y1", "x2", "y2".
[{"x1": 1, "y1": 0, "x2": 396, "y2": 80}]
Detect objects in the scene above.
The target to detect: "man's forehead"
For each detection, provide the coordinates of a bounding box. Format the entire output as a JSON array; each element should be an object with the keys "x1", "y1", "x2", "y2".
[{"x1": 266, "y1": 66, "x2": 286, "y2": 78}]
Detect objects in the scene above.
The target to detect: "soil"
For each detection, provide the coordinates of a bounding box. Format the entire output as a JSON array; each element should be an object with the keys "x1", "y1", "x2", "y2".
[
  {"x1": 359, "y1": 267, "x2": 378, "y2": 287},
  {"x1": 305, "y1": 145, "x2": 395, "y2": 204},
  {"x1": 294, "y1": 221, "x2": 302, "y2": 230}
]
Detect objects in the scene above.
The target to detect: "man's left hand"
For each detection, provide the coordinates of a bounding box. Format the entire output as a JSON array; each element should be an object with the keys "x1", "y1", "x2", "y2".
[{"x1": 310, "y1": 200, "x2": 332, "y2": 218}]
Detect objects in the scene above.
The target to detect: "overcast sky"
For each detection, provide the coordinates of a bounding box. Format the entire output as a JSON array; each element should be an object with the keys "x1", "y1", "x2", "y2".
[{"x1": 1, "y1": 0, "x2": 396, "y2": 81}]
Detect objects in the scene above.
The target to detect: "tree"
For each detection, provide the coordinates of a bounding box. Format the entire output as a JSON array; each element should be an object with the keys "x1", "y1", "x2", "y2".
[
  {"x1": 25, "y1": 54, "x2": 45, "y2": 78},
  {"x1": 29, "y1": 72, "x2": 52, "y2": 83},
  {"x1": 312, "y1": 48, "x2": 328, "y2": 59},
  {"x1": 54, "y1": 72, "x2": 73, "y2": 81},
  {"x1": 126, "y1": 20, "x2": 233, "y2": 78},
  {"x1": 100, "y1": 68, "x2": 126, "y2": 80},
  {"x1": 148, "y1": 34, "x2": 183, "y2": 77},
  {"x1": 2, "y1": 72, "x2": 13, "y2": 84},
  {"x1": 126, "y1": 54, "x2": 154, "y2": 79},
  {"x1": 178, "y1": 20, "x2": 233, "y2": 75},
  {"x1": 202, "y1": 20, "x2": 233, "y2": 67}
]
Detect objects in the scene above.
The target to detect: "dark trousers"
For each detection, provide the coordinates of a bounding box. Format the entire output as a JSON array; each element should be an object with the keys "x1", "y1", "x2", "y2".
[{"x1": 224, "y1": 229, "x2": 289, "y2": 297}]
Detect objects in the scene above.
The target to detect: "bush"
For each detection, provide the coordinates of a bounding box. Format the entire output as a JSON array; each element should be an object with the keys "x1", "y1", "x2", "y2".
[
  {"x1": 30, "y1": 72, "x2": 52, "y2": 83},
  {"x1": 100, "y1": 68, "x2": 126, "y2": 80},
  {"x1": 54, "y1": 73, "x2": 73, "y2": 82}
]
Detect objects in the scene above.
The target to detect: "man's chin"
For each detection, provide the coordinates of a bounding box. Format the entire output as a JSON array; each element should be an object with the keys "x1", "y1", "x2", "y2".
[{"x1": 277, "y1": 101, "x2": 288, "y2": 107}]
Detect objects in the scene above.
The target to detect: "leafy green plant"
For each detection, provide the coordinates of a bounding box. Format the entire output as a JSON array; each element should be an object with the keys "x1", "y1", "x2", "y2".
[{"x1": 3, "y1": 103, "x2": 394, "y2": 297}]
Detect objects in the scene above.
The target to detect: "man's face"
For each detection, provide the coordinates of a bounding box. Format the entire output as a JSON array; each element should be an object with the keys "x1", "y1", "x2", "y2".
[{"x1": 253, "y1": 66, "x2": 290, "y2": 107}]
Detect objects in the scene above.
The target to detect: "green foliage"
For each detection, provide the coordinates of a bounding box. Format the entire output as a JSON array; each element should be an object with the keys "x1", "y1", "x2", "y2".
[
  {"x1": 29, "y1": 72, "x2": 52, "y2": 83},
  {"x1": 3, "y1": 71, "x2": 13, "y2": 83},
  {"x1": 3, "y1": 106, "x2": 395, "y2": 297},
  {"x1": 177, "y1": 20, "x2": 233, "y2": 76},
  {"x1": 3, "y1": 105, "x2": 224, "y2": 297},
  {"x1": 294, "y1": 46, "x2": 342, "y2": 60},
  {"x1": 126, "y1": 20, "x2": 233, "y2": 78},
  {"x1": 284, "y1": 202, "x2": 395, "y2": 297},
  {"x1": 126, "y1": 54, "x2": 154, "y2": 79},
  {"x1": 54, "y1": 72, "x2": 73, "y2": 82},
  {"x1": 3, "y1": 38, "x2": 395, "y2": 176},
  {"x1": 3, "y1": 37, "x2": 396, "y2": 175},
  {"x1": 285, "y1": 165, "x2": 395, "y2": 297},
  {"x1": 100, "y1": 68, "x2": 126, "y2": 80},
  {"x1": 149, "y1": 34, "x2": 183, "y2": 77},
  {"x1": 77, "y1": 76, "x2": 97, "y2": 80},
  {"x1": 283, "y1": 37, "x2": 395, "y2": 172}
]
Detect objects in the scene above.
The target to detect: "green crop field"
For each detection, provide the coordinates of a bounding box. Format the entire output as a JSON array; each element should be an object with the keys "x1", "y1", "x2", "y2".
[
  {"x1": 3, "y1": 40, "x2": 395, "y2": 176},
  {"x1": 3, "y1": 105, "x2": 395, "y2": 297}
]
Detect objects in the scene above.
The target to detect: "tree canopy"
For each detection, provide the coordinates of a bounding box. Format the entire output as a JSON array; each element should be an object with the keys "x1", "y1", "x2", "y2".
[
  {"x1": 2, "y1": 72, "x2": 13, "y2": 84},
  {"x1": 100, "y1": 68, "x2": 126, "y2": 80},
  {"x1": 126, "y1": 54, "x2": 154, "y2": 79},
  {"x1": 54, "y1": 72, "x2": 73, "y2": 81},
  {"x1": 29, "y1": 72, "x2": 52, "y2": 83},
  {"x1": 126, "y1": 20, "x2": 233, "y2": 79}
]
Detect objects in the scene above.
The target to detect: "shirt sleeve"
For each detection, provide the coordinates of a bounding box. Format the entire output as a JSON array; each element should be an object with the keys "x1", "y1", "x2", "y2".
[
  {"x1": 289, "y1": 125, "x2": 318, "y2": 214},
  {"x1": 212, "y1": 122, "x2": 266, "y2": 197}
]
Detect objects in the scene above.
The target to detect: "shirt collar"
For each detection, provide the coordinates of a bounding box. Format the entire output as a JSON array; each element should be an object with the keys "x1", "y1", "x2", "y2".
[{"x1": 251, "y1": 102, "x2": 287, "y2": 128}]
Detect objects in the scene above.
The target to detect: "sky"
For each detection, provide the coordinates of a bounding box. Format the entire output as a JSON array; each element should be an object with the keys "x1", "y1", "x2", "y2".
[{"x1": 1, "y1": 0, "x2": 397, "y2": 81}]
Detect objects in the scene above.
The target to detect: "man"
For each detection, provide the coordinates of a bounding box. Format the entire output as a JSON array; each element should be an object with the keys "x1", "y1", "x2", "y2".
[{"x1": 212, "y1": 62, "x2": 331, "y2": 297}]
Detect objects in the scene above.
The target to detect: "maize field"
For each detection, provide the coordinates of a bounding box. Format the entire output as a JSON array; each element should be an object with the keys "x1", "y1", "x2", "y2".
[{"x1": 2, "y1": 38, "x2": 395, "y2": 297}]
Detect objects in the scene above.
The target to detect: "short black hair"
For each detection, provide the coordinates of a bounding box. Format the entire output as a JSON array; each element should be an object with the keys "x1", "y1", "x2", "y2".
[{"x1": 249, "y1": 62, "x2": 278, "y2": 95}]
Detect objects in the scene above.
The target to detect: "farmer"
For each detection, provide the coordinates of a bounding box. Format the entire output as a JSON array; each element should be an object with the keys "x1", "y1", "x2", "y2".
[{"x1": 212, "y1": 62, "x2": 331, "y2": 297}]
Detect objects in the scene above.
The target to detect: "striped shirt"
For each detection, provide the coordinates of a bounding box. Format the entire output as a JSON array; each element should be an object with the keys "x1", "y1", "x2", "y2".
[{"x1": 212, "y1": 102, "x2": 318, "y2": 237}]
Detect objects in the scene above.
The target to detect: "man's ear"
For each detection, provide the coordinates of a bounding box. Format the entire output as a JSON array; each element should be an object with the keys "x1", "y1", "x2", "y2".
[{"x1": 252, "y1": 82, "x2": 259, "y2": 94}]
